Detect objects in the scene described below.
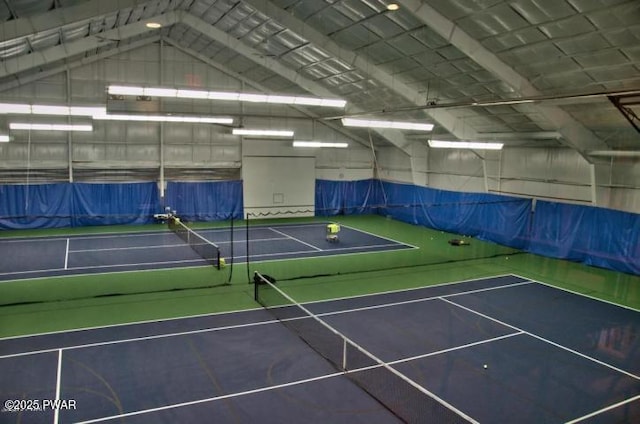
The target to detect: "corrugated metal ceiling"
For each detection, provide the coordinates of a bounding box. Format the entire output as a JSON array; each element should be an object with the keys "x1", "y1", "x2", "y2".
[{"x1": 0, "y1": 0, "x2": 638, "y2": 152}]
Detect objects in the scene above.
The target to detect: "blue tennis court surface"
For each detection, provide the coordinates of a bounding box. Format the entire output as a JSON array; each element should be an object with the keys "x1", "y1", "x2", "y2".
[
  {"x1": 0, "y1": 223, "x2": 414, "y2": 281},
  {"x1": 1, "y1": 275, "x2": 639, "y2": 423}
]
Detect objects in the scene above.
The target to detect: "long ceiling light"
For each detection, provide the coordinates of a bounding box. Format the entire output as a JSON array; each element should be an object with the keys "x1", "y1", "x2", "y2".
[
  {"x1": 0, "y1": 103, "x2": 105, "y2": 116},
  {"x1": 293, "y1": 141, "x2": 349, "y2": 148},
  {"x1": 108, "y1": 85, "x2": 347, "y2": 108},
  {"x1": 0, "y1": 135, "x2": 9, "y2": 142},
  {"x1": 428, "y1": 140, "x2": 504, "y2": 150},
  {"x1": 232, "y1": 129, "x2": 294, "y2": 137},
  {"x1": 342, "y1": 118, "x2": 434, "y2": 131},
  {"x1": 93, "y1": 113, "x2": 233, "y2": 124},
  {"x1": 10, "y1": 123, "x2": 93, "y2": 132}
]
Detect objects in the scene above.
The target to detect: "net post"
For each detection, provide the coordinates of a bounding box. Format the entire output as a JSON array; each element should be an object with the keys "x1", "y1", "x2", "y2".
[
  {"x1": 246, "y1": 212, "x2": 251, "y2": 283},
  {"x1": 215, "y1": 249, "x2": 221, "y2": 270},
  {"x1": 342, "y1": 338, "x2": 348, "y2": 371},
  {"x1": 253, "y1": 271, "x2": 259, "y2": 302}
]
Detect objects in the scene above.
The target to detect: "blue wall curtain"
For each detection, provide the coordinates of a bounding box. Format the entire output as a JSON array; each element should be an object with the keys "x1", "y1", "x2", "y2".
[
  {"x1": 529, "y1": 201, "x2": 640, "y2": 275},
  {"x1": 380, "y1": 181, "x2": 532, "y2": 249},
  {"x1": 165, "y1": 180, "x2": 243, "y2": 221},
  {"x1": 0, "y1": 183, "x2": 72, "y2": 229},
  {"x1": 71, "y1": 182, "x2": 160, "y2": 226},
  {"x1": 315, "y1": 179, "x2": 381, "y2": 215}
]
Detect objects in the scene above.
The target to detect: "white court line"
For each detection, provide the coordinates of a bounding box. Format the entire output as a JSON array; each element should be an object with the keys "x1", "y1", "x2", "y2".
[
  {"x1": 64, "y1": 239, "x2": 70, "y2": 270},
  {"x1": 320, "y1": 281, "x2": 534, "y2": 318},
  {"x1": 0, "y1": 319, "x2": 280, "y2": 359},
  {"x1": 0, "y1": 279, "x2": 532, "y2": 358},
  {"x1": 0, "y1": 230, "x2": 171, "y2": 243},
  {"x1": 440, "y1": 297, "x2": 640, "y2": 381},
  {"x1": 0, "y1": 274, "x2": 515, "y2": 341},
  {"x1": 268, "y1": 227, "x2": 323, "y2": 251},
  {"x1": 0, "y1": 257, "x2": 206, "y2": 278},
  {"x1": 69, "y1": 243, "x2": 189, "y2": 253},
  {"x1": 565, "y1": 394, "x2": 640, "y2": 423},
  {"x1": 338, "y1": 222, "x2": 421, "y2": 249},
  {"x1": 512, "y1": 273, "x2": 640, "y2": 313},
  {"x1": 54, "y1": 349, "x2": 62, "y2": 424},
  {"x1": 73, "y1": 371, "x2": 345, "y2": 424}
]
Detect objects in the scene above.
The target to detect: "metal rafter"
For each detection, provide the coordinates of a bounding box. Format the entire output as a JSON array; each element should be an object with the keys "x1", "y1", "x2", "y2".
[
  {"x1": 397, "y1": 0, "x2": 609, "y2": 157},
  {"x1": 0, "y1": 35, "x2": 162, "y2": 93},
  {"x1": 241, "y1": 0, "x2": 477, "y2": 145},
  {"x1": 0, "y1": 0, "x2": 147, "y2": 42},
  {"x1": 178, "y1": 11, "x2": 411, "y2": 153},
  {"x1": 0, "y1": 12, "x2": 178, "y2": 79},
  {"x1": 162, "y1": 36, "x2": 376, "y2": 150}
]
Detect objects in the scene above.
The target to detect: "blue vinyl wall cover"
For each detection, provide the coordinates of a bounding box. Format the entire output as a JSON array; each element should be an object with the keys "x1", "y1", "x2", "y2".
[
  {"x1": 165, "y1": 180, "x2": 243, "y2": 222},
  {"x1": 529, "y1": 201, "x2": 640, "y2": 275}
]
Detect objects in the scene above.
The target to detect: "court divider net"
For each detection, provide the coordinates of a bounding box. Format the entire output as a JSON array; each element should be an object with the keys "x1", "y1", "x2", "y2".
[
  {"x1": 245, "y1": 204, "x2": 523, "y2": 283},
  {"x1": 253, "y1": 271, "x2": 474, "y2": 424},
  {"x1": 169, "y1": 215, "x2": 222, "y2": 270}
]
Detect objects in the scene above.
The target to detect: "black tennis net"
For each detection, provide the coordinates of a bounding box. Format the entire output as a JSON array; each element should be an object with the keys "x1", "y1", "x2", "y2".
[
  {"x1": 253, "y1": 272, "x2": 474, "y2": 424},
  {"x1": 169, "y1": 215, "x2": 222, "y2": 270}
]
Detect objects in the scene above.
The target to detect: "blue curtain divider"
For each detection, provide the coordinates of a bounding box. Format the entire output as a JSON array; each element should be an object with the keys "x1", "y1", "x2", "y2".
[
  {"x1": 315, "y1": 179, "x2": 381, "y2": 215},
  {"x1": 529, "y1": 201, "x2": 640, "y2": 275},
  {"x1": 379, "y1": 181, "x2": 533, "y2": 250},
  {"x1": 164, "y1": 180, "x2": 243, "y2": 222},
  {"x1": 71, "y1": 182, "x2": 160, "y2": 227},
  {"x1": 0, "y1": 183, "x2": 72, "y2": 229}
]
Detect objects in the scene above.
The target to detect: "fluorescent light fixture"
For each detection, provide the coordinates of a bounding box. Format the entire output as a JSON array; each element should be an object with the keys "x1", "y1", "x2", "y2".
[
  {"x1": 10, "y1": 123, "x2": 93, "y2": 132},
  {"x1": 342, "y1": 118, "x2": 434, "y2": 131},
  {"x1": 0, "y1": 103, "x2": 106, "y2": 116},
  {"x1": 145, "y1": 22, "x2": 162, "y2": 29},
  {"x1": 232, "y1": 129, "x2": 294, "y2": 137},
  {"x1": 293, "y1": 141, "x2": 348, "y2": 148},
  {"x1": 0, "y1": 103, "x2": 31, "y2": 114},
  {"x1": 428, "y1": 140, "x2": 504, "y2": 150},
  {"x1": 108, "y1": 85, "x2": 144, "y2": 96},
  {"x1": 387, "y1": 3, "x2": 399, "y2": 11},
  {"x1": 0, "y1": 135, "x2": 9, "y2": 142},
  {"x1": 143, "y1": 88, "x2": 178, "y2": 97},
  {"x1": 176, "y1": 89, "x2": 210, "y2": 99},
  {"x1": 92, "y1": 114, "x2": 233, "y2": 124},
  {"x1": 106, "y1": 85, "x2": 346, "y2": 108}
]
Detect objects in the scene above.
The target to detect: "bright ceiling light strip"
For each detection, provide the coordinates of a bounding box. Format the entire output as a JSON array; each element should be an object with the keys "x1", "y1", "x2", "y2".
[
  {"x1": 107, "y1": 85, "x2": 346, "y2": 108},
  {"x1": 342, "y1": 118, "x2": 434, "y2": 131},
  {"x1": 10, "y1": 123, "x2": 93, "y2": 132},
  {"x1": 232, "y1": 129, "x2": 294, "y2": 137},
  {"x1": 0, "y1": 103, "x2": 106, "y2": 116},
  {"x1": 92, "y1": 114, "x2": 233, "y2": 124},
  {"x1": 0, "y1": 135, "x2": 9, "y2": 142},
  {"x1": 293, "y1": 141, "x2": 348, "y2": 148},
  {"x1": 428, "y1": 140, "x2": 504, "y2": 150}
]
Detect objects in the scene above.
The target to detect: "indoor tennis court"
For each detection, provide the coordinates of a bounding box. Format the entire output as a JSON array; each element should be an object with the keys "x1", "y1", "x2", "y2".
[
  {"x1": 3, "y1": 275, "x2": 637, "y2": 423},
  {"x1": 1, "y1": 1, "x2": 640, "y2": 423}
]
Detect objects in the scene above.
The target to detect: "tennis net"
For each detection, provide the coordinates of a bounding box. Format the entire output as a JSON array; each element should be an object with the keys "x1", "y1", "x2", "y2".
[
  {"x1": 253, "y1": 272, "x2": 474, "y2": 424},
  {"x1": 169, "y1": 215, "x2": 222, "y2": 270}
]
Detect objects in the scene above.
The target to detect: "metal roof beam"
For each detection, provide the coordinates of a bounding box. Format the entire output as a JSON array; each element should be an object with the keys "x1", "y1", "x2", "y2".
[
  {"x1": 179, "y1": 11, "x2": 411, "y2": 154},
  {"x1": 240, "y1": 0, "x2": 476, "y2": 145},
  {"x1": 161, "y1": 36, "x2": 375, "y2": 150},
  {"x1": 398, "y1": 0, "x2": 608, "y2": 156},
  {"x1": 0, "y1": 0, "x2": 146, "y2": 42},
  {"x1": 0, "y1": 35, "x2": 161, "y2": 93},
  {"x1": 0, "y1": 12, "x2": 178, "y2": 79}
]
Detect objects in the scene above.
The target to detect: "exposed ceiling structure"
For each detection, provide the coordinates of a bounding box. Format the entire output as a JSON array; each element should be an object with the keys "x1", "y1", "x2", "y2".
[{"x1": 0, "y1": 0, "x2": 639, "y2": 157}]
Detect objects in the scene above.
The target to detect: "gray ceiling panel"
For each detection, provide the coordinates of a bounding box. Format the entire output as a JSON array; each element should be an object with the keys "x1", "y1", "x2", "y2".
[{"x1": 1, "y1": 0, "x2": 638, "y2": 152}]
